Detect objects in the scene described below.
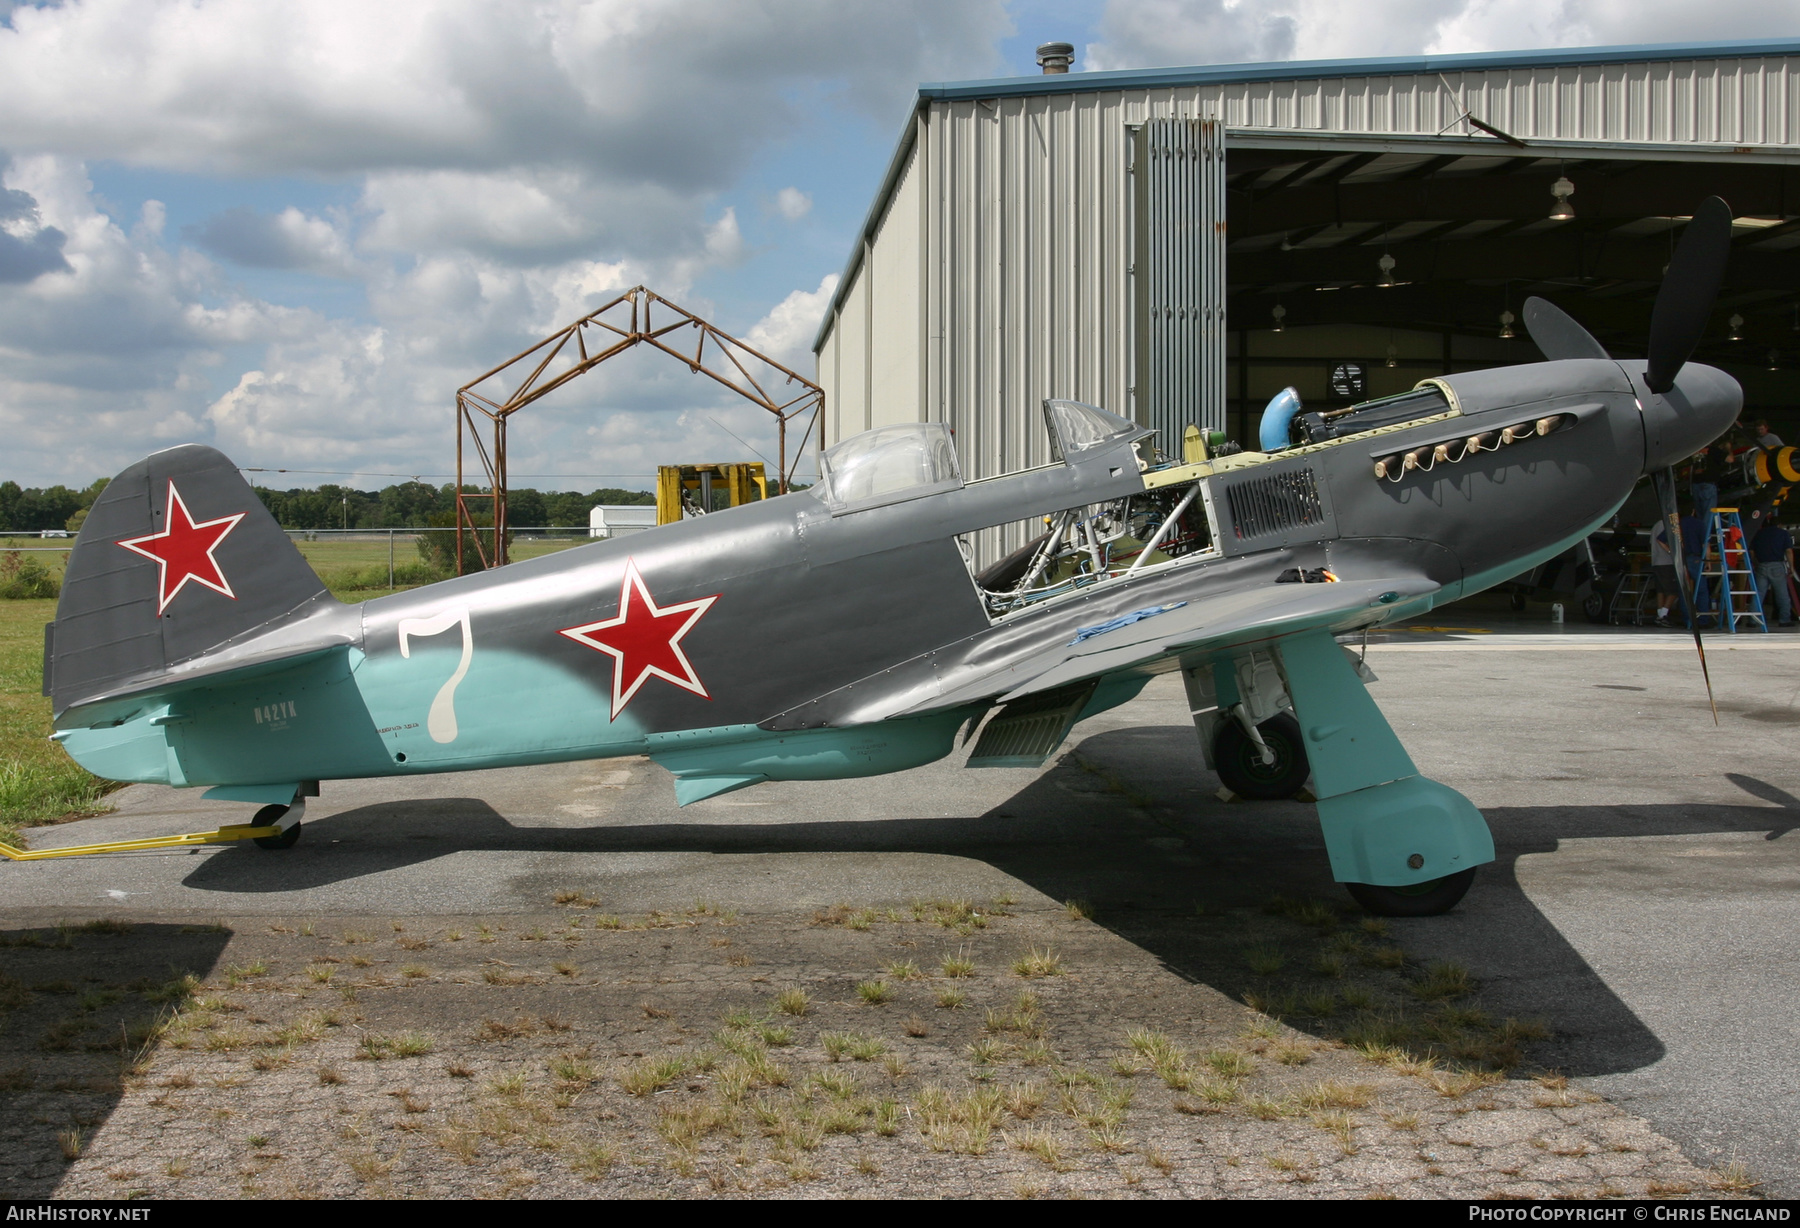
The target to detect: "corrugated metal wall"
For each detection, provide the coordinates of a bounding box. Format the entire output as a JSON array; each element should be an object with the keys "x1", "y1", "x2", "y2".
[
  {"x1": 816, "y1": 52, "x2": 1800, "y2": 562},
  {"x1": 1133, "y1": 119, "x2": 1228, "y2": 450}
]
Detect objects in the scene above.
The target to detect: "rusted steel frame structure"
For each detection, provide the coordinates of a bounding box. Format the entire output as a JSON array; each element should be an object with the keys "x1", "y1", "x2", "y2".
[{"x1": 455, "y1": 285, "x2": 824, "y2": 571}]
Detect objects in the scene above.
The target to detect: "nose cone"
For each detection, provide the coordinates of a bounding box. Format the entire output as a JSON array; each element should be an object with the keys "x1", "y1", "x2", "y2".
[{"x1": 1630, "y1": 360, "x2": 1743, "y2": 471}]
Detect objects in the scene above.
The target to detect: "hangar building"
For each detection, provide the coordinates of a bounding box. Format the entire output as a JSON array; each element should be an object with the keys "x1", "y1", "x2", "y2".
[{"x1": 811, "y1": 39, "x2": 1800, "y2": 561}]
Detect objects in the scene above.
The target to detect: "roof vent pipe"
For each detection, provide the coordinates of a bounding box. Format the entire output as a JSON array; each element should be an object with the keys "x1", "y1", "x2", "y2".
[{"x1": 1036, "y1": 42, "x2": 1074, "y2": 74}]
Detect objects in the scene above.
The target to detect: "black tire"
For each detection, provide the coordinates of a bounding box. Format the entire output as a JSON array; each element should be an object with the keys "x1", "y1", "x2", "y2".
[
  {"x1": 1508, "y1": 591, "x2": 1528, "y2": 611},
  {"x1": 1213, "y1": 711, "x2": 1310, "y2": 800},
  {"x1": 252, "y1": 804, "x2": 302, "y2": 850},
  {"x1": 1582, "y1": 592, "x2": 1607, "y2": 623},
  {"x1": 1344, "y1": 868, "x2": 1477, "y2": 917}
]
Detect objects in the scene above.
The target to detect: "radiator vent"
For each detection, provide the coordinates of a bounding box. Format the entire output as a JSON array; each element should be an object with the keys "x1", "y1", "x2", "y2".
[{"x1": 1225, "y1": 468, "x2": 1325, "y2": 541}]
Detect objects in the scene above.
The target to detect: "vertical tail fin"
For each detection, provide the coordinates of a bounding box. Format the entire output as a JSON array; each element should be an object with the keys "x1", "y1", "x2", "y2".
[{"x1": 47, "y1": 445, "x2": 336, "y2": 716}]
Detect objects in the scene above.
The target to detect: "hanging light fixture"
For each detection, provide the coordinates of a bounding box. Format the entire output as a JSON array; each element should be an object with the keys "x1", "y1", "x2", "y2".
[
  {"x1": 1499, "y1": 310, "x2": 1516, "y2": 339},
  {"x1": 1385, "y1": 343, "x2": 1399, "y2": 369},
  {"x1": 1271, "y1": 304, "x2": 1287, "y2": 333},
  {"x1": 1549, "y1": 176, "x2": 1575, "y2": 221},
  {"x1": 1729, "y1": 313, "x2": 1745, "y2": 342},
  {"x1": 1377, "y1": 253, "x2": 1397, "y2": 287}
]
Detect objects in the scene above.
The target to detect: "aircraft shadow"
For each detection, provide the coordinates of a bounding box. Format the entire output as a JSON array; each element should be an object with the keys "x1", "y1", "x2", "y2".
[
  {"x1": 0, "y1": 922, "x2": 233, "y2": 1197},
  {"x1": 178, "y1": 727, "x2": 1800, "y2": 1080}
]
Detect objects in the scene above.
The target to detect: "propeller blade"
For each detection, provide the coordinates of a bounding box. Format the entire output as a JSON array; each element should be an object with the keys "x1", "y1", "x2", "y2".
[
  {"x1": 1523, "y1": 296, "x2": 1610, "y2": 361},
  {"x1": 1652, "y1": 467, "x2": 1718, "y2": 724},
  {"x1": 1646, "y1": 196, "x2": 1734, "y2": 394}
]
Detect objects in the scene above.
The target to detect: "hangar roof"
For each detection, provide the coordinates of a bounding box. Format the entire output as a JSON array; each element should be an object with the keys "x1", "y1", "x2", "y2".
[{"x1": 917, "y1": 38, "x2": 1800, "y2": 102}]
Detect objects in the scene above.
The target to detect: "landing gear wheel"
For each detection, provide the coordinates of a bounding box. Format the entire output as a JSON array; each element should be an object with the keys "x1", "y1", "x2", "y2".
[
  {"x1": 1344, "y1": 867, "x2": 1477, "y2": 917},
  {"x1": 1509, "y1": 591, "x2": 1528, "y2": 612},
  {"x1": 1582, "y1": 592, "x2": 1607, "y2": 624},
  {"x1": 251, "y1": 804, "x2": 302, "y2": 850},
  {"x1": 1213, "y1": 711, "x2": 1310, "y2": 800}
]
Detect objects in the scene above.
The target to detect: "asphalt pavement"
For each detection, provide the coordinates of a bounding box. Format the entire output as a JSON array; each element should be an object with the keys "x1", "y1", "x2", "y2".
[{"x1": 5, "y1": 618, "x2": 1798, "y2": 1194}]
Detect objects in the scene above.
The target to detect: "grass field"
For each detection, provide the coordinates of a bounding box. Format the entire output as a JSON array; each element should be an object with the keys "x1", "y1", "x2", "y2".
[{"x1": 0, "y1": 536, "x2": 591, "y2": 844}]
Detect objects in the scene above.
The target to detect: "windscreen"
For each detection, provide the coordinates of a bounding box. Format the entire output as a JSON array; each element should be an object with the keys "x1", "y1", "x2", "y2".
[{"x1": 1044, "y1": 399, "x2": 1141, "y2": 461}]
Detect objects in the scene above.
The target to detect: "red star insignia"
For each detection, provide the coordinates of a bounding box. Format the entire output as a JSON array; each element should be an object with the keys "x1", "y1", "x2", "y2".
[
  {"x1": 558, "y1": 559, "x2": 719, "y2": 719},
  {"x1": 117, "y1": 480, "x2": 247, "y2": 616}
]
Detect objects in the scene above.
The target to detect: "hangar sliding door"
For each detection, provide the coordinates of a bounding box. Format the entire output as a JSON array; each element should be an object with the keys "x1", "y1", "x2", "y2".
[{"x1": 1131, "y1": 119, "x2": 1227, "y2": 450}]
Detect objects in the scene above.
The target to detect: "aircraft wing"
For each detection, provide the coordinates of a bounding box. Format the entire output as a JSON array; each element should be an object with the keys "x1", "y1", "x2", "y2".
[
  {"x1": 928, "y1": 572, "x2": 1436, "y2": 713},
  {"x1": 763, "y1": 553, "x2": 1443, "y2": 730}
]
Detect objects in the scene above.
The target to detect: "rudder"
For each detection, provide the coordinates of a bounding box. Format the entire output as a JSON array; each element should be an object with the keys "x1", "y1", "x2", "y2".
[{"x1": 47, "y1": 445, "x2": 335, "y2": 716}]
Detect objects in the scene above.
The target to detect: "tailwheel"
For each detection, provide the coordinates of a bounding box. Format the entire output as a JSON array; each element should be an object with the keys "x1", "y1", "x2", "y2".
[
  {"x1": 1212, "y1": 711, "x2": 1310, "y2": 800},
  {"x1": 251, "y1": 804, "x2": 302, "y2": 850},
  {"x1": 1344, "y1": 868, "x2": 1476, "y2": 917}
]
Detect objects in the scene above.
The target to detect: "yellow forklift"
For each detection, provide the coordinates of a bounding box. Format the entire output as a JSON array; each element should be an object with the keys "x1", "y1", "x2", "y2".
[{"x1": 655, "y1": 462, "x2": 768, "y2": 525}]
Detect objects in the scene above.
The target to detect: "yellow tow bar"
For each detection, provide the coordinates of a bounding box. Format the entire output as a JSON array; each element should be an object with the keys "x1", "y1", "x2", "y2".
[{"x1": 0, "y1": 824, "x2": 282, "y2": 862}]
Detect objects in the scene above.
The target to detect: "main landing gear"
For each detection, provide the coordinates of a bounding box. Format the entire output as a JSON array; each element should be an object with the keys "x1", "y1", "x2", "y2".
[
  {"x1": 1344, "y1": 869, "x2": 1477, "y2": 917},
  {"x1": 1190, "y1": 634, "x2": 1495, "y2": 919},
  {"x1": 1212, "y1": 712, "x2": 1309, "y2": 801}
]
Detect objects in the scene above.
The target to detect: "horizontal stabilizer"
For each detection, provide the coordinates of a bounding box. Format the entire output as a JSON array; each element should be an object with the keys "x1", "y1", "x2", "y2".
[{"x1": 965, "y1": 680, "x2": 1097, "y2": 769}]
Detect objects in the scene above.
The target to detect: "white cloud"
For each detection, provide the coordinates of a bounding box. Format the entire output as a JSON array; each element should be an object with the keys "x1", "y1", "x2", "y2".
[
  {"x1": 776, "y1": 187, "x2": 813, "y2": 221},
  {"x1": 0, "y1": 3, "x2": 1021, "y2": 485},
  {"x1": 745, "y1": 274, "x2": 839, "y2": 369},
  {"x1": 0, "y1": 0, "x2": 1009, "y2": 182},
  {"x1": 186, "y1": 206, "x2": 357, "y2": 277},
  {"x1": 1088, "y1": 0, "x2": 1799, "y2": 68}
]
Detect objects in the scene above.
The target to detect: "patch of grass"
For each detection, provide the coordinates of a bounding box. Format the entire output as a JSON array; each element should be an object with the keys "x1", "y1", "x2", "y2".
[
  {"x1": 1064, "y1": 899, "x2": 1095, "y2": 921},
  {"x1": 775, "y1": 989, "x2": 810, "y2": 1017},
  {"x1": 855, "y1": 979, "x2": 894, "y2": 1005},
  {"x1": 1011, "y1": 948, "x2": 1064, "y2": 978},
  {"x1": 1410, "y1": 961, "x2": 1473, "y2": 1001},
  {"x1": 884, "y1": 960, "x2": 924, "y2": 981},
  {"x1": 935, "y1": 986, "x2": 966, "y2": 1010},
  {"x1": 912, "y1": 899, "x2": 988, "y2": 935},
  {"x1": 358, "y1": 1031, "x2": 433, "y2": 1060},
  {"x1": 1243, "y1": 944, "x2": 1286, "y2": 975},
  {"x1": 940, "y1": 953, "x2": 976, "y2": 979},
  {"x1": 1203, "y1": 1049, "x2": 1254, "y2": 1077},
  {"x1": 548, "y1": 1056, "x2": 597, "y2": 1086},
  {"x1": 1296, "y1": 1081, "x2": 1374, "y2": 1109},
  {"x1": 916, "y1": 1084, "x2": 1006, "y2": 1154},
  {"x1": 621, "y1": 1055, "x2": 689, "y2": 1097},
  {"x1": 821, "y1": 1032, "x2": 885, "y2": 1063},
  {"x1": 1009, "y1": 1125, "x2": 1071, "y2": 1171},
  {"x1": 1712, "y1": 1161, "x2": 1759, "y2": 1193}
]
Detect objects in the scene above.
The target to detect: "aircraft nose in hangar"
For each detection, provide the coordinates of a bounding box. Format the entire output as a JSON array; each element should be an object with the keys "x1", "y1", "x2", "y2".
[{"x1": 1639, "y1": 362, "x2": 1744, "y2": 474}]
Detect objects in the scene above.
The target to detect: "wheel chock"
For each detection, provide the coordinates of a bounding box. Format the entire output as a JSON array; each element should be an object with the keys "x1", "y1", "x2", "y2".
[{"x1": 0, "y1": 823, "x2": 282, "y2": 862}]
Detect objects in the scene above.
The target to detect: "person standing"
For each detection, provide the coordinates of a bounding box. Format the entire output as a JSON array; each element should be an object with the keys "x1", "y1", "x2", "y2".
[
  {"x1": 1678, "y1": 499, "x2": 1710, "y2": 622},
  {"x1": 1650, "y1": 514, "x2": 1681, "y2": 627},
  {"x1": 1691, "y1": 442, "x2": 1727, "y2": 546},
  {"x1": 1756, "y1": 420, "x2": 1786, "y2": 449},
  {"x1": 1751, "y1": 518, "x2": 1795, "y2": 627}
]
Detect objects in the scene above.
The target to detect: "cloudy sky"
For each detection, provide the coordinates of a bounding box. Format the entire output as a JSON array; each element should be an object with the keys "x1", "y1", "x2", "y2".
[{"x1": 1, "y1": 0, "x2": 1794, "y2": 492}]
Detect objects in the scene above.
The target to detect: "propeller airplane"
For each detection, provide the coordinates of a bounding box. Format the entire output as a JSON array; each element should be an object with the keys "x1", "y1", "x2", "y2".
[{"x1": 15, "y1": 199, "x2": 1745, "y2": 916}]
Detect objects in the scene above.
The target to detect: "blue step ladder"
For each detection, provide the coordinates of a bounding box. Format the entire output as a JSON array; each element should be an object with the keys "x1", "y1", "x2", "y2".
[{"x1": 1691, "y1": 507, "x2": 1769, "y2": 634}]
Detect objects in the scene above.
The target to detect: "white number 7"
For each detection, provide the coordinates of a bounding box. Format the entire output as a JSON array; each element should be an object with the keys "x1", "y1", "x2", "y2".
[{"x1": 397, "y1": 607, "x2": 473, "y2": 744}]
